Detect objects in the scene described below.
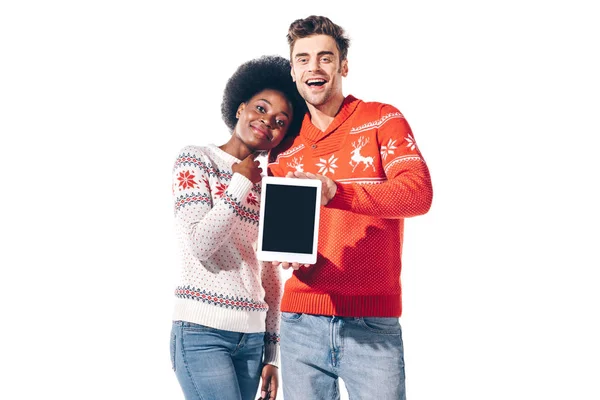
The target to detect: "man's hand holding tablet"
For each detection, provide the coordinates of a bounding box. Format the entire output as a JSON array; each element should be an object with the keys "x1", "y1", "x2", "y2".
[
  {"x1": 284, "y1": 170, "x2": 337, "y2": 206},
  {"x1": 257, "y1": 173, "x2": 336, "y2": 268},
  {"x1": 264, "y1": 171, "x2": 337, "y2": 270}
]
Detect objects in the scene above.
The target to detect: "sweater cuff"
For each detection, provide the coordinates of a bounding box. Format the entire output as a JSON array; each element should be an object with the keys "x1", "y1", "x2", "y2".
[
  {"x1": 227, "y1": 172, "x2": 253, "y2": 201},
  {"x1": 263, "y1": 343, "x2": 280, "y2": 368},
  {"x1": 326, "y1": 182, "x2": 356, "y2": 211}
]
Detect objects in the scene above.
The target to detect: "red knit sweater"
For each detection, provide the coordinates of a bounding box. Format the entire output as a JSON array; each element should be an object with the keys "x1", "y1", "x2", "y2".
[{"x1": 268, "y1": 95, "x2": 433, "y2": 317}]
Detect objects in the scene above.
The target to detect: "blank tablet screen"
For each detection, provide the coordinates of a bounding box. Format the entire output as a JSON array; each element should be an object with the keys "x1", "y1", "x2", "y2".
[{"x1": 261, "y1": 184, "x2": 317, "y2": 254}]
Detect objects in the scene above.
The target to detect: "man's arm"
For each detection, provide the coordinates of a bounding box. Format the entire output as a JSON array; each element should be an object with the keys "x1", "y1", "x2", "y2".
[
  {"x1": 293, "y1": 107, "x2": 433, "y2": 218},
  {"x1": 326, "y1": 157, "x2": 432, "y2": 218}
]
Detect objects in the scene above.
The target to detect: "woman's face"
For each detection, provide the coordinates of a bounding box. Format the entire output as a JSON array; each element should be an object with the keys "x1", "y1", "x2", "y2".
[{"x1": 234, "y1": 89, "x2": 293, "y2": 151}]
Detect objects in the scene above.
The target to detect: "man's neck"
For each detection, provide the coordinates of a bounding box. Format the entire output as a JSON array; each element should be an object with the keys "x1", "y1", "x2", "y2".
[{"x1": 307, "y1": 94, "x2": 345, "y2": 132}]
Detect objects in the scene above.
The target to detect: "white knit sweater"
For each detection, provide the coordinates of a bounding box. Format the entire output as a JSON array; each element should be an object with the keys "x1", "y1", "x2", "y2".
[{"x1": 171, "y1": 144, "x2": 281, "y2": 366}]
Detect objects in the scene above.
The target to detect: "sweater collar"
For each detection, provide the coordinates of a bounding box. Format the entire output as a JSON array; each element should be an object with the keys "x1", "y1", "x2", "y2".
[
  {"x1": 300, "y1": 95, "x2": 361, "y2": 142},
  {"x1": 208, "y1": 143, "x2": 242, "y2": 164}
]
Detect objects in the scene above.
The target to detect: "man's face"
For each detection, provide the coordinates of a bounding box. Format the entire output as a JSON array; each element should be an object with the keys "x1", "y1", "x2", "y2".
[{"x1": 290, "y1": 34, "x2": 348, "y2": 108}]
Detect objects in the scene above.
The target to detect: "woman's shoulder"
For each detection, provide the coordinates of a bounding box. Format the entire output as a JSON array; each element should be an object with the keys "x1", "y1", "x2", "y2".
[
  {"x1": 172, "y1": 145, "x2": 216, "y2": 173},
  {"x1": 176, "y1": 144, "x2": 211, "y2": 157}
]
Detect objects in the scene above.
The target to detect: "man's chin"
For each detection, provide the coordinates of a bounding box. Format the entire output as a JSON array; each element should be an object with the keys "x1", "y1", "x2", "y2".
[{"x1": 302, "y1": 92, "x2": 328, "y2": 107}]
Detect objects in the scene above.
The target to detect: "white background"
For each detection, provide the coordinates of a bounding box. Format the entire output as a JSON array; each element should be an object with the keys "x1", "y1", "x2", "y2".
[{"x1": 1, "y1": 1, "x2": 599, "y2": 399}]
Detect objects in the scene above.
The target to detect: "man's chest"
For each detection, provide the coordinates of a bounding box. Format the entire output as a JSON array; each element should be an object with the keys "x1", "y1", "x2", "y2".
[{"x1": 276, "y1": 134, "x2": 387, "y2": 183}]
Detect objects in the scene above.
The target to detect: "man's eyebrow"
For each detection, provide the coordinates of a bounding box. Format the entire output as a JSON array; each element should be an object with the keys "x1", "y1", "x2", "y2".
[
  {"x1": 293, "y1": 51, "x2": 335, "y2": 58},
  {"x1": 256, "y1": 98, "x2": 290, "y2": 118}
]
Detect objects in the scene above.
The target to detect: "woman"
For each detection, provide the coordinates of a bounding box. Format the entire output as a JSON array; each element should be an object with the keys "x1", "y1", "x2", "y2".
[{"x1": 170, "y1": 55, "x2": 304, "y2": 400}]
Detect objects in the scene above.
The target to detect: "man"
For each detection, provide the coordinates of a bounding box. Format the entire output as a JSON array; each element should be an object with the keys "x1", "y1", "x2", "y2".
[{"x1": 267, "y1": 15, "x2": 433, "y2": 399}]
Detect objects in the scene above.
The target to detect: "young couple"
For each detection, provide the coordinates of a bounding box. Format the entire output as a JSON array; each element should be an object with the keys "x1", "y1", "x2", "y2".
[{"x1": 170, "y1": 15, "x2": 433, "y2": 400}]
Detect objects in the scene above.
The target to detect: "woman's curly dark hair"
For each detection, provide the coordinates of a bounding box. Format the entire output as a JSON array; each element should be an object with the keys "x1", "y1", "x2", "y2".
[{"x1": 221, "y1": 55, "x2": 306, "y2": 137}]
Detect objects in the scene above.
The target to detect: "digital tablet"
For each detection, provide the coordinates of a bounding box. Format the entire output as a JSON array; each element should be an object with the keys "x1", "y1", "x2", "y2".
[{"x1": 257, "y1": 176, "x2": 321, "y2": 264}]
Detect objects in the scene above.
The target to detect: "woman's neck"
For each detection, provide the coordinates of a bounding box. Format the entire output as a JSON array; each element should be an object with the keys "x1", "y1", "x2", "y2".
[{"x1": 219, "y1": 134, "x2": 251, "y2": 160}]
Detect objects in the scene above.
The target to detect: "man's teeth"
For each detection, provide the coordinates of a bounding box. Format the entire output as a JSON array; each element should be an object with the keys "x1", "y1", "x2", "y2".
[{"x1": 307, "y1": 79, "x2": 326, "y2": 86}]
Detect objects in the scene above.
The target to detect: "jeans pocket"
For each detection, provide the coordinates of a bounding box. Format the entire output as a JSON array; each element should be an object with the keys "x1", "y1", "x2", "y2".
[
  {"x1": 358, "y1": 317, "x2": 401, "y2": 334},
  {"x1": 281, "y1": 312, "x2": 303, "y2": 323},
  {"x1": 170, "y1": 328, "x2": 177, "y2": 372}
]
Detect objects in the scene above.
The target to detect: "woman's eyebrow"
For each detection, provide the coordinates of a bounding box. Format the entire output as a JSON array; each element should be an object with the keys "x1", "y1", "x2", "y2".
[{"x1": 256, "y1": 99, "x2": 290, "y2": 118}]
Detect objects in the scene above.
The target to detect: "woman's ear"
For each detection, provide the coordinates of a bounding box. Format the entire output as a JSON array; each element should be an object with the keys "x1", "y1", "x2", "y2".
[{"x1": 236, "y1": 103, "x2": 246, "y2": 119}]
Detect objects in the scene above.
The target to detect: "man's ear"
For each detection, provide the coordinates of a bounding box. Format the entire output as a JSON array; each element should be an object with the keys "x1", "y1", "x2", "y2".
[
  {"x1": 290, "y1": 62, "x2": 296, "y2": 82},
  {"x1": 341, "y1": 59, "x2": 349, "y2": 77},
  {"x1": 236, "y1": 102, "x2": 246, "y2": 119}
]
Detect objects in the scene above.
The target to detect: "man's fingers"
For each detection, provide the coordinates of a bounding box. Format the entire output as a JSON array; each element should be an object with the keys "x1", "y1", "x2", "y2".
[
  {"x1": 274, "y1": 260, "x2": 310, "y2": 270},
  {"x1": 293, "y1": 171, "x2": 308, "y2": 179},
  {"x1": 292, "y1": 171, "x2": 323, "y2": 182},
  {"x1": 273, "y1": 261, "x2": 294, "y2": 270}
]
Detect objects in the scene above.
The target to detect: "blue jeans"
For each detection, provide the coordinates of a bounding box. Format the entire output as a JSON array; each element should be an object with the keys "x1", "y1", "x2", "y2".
[
  {"x1": 280, "y1": 313, "x2": 406, "y2": 400},
  {"x1": 170, "y1": 321, "x2": 265, "y2": 400}
]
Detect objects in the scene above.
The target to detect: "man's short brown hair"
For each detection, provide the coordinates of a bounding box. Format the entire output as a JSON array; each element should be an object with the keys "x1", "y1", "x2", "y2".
[{"x1": 287, "y1": 15, "x2": 350, "y2": 61}]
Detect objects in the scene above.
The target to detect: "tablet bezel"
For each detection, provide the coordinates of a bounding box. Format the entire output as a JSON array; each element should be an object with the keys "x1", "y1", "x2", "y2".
[{"x1": 256, "y1": 176, "x2": 321, "y2": 264}]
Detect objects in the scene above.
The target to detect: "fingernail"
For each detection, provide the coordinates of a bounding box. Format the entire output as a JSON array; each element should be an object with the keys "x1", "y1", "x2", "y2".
[{"x1": 261, "y1": 391, "x2": 267, "y2": 398}]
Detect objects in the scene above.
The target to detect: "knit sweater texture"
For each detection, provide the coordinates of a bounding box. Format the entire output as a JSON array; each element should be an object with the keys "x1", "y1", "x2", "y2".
[
  {"x1": 268, "y1": 95, "x2": 433, "y2": 317},
  {"x1": 172, "y1": 144, "x2": 282, "y2": 366}
]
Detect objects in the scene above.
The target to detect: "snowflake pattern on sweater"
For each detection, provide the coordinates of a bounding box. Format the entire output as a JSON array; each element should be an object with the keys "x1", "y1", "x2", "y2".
[{"x1": 172, "y1": 144, "x2": 282, "y2": 366}]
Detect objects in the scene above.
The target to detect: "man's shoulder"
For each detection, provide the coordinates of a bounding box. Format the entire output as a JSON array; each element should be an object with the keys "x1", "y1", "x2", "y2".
[
  {"x1": 268, "y1": 135, "x2": 304, "y2": 163},
  {"x1": 348, "y1": 99, "x2": 405, "y2": 134},
  {"x1": 354, "y1": 98, "x2": 401, "y2": 116}
]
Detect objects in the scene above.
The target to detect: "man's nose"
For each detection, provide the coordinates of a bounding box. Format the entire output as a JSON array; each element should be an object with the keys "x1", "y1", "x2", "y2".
[{"x1": 308, "y1": 58, "x2": 320, "y2": 72}]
